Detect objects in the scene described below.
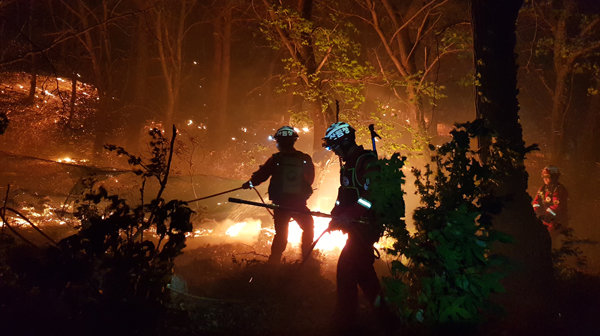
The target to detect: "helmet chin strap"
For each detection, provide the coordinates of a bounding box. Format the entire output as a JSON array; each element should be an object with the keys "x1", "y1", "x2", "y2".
[{"x1": 334, "y1": 140, "x2": 354, "y2": 160}]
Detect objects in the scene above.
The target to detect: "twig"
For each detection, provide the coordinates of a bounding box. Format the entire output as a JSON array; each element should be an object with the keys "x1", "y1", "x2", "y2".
[
  {"x1": 1, "y1": 184, "x2": 9, "y2": 233},
  {"x1": 0, "y1": 209, "x2": 38, "y2": 248},
  {"x1": 5, "y1": 207, "x2": 58, "y2": 246},
  {"x1": 253, "y1": 188, "x2": 273, "y2": 217},
  {"x1": 154, "y1": 124, "x2": 178, "y2": 251}
]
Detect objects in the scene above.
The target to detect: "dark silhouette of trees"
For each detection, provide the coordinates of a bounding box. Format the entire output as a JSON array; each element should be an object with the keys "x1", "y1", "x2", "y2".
[
  {"x1": 259, "y1": 0, "x2": 372, "y2": 153},
  {"x1": 520, "y1": 0, "x2": 600, "y2": 162},
  {"x1": 472, "y1": 0, "x2": 554, "y2": 329},
  {"x1": 347, "y1": 0, "x2": 469, "y2": 135}
]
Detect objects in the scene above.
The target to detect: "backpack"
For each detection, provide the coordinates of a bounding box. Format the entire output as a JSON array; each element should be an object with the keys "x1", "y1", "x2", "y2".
[{"x1": 268, "y1": 152, "x2": 312, "y2": 202}]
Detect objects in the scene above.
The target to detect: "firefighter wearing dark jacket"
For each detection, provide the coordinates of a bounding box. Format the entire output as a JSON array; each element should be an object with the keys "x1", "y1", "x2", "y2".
[
  {"x1": 322, "y1": 122, "x2": 384, "y2": 331},
  {"x1": 242, "y1": 126, "x2": 315, "y2": 263},
  {"x1": 532, "y1": 165, "x2": 568, "y2": 233}
]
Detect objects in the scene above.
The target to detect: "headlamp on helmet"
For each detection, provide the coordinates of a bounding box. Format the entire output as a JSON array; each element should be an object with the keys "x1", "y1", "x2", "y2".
[{"x1": 322, "y1": 122, "x2": 355, "y2": 150}]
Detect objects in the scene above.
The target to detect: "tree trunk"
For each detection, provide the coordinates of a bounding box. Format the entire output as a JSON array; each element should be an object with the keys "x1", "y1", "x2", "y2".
[
  {"x1": 550, "y1": 66, "x2": 569, "y2": 162},
  {"x1": 298, "y1": 0, "x2": 336, "y2": 153},
  {"x1": 69, "y1": 75, "x2": 77, "y2": 127},
  {"x1": 26, "y1": 0, "x2": 36, "y2": 105},
  {"x1": 27, "y1": 54, "x2": 36, "y2": 104},
  {"x1": 578, "y1": 88, "x2": 600, "y2": 163},
  {"x1": 125, "y1": 13, "x2": 150, "y2": 152},
  {"x1": 209, "y1": 3, "x2": 232, "y2": 147},
  {"x1": 472, "y1": 0, "x2": 554, "y2": 330},
  {"x1": 547, "y1": 0, "x2": 574, "y2": 163},
  {"x1": 217, "y1": 6, "x2": 232, "y2": 136}
]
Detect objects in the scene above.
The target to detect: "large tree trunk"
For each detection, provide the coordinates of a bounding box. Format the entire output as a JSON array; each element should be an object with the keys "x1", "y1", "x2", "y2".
[
  {"x1": 26, "y1": 0, "x2": 36, "y2": 105},
  {"x1": 125, "y1": 12, "x2": 150, "y2": 152},
  {"x1": 546, "y1": 0, "x2": 574, "y2": 163},
  {"x1": 209, "y1": 3, "x2": 232, "y2": 147},
  {"x1": 298, "y1": 0, "x2": 336, "y2": 153},
  {"x1": 217, "y1": 6, "x2": 232, "y2": 137},
  {"x1": 578, "y1": 88, "x2": 600, "y2": 163},
  {"x1": 69, "y1": 75, "x2": 77, "y2": 127},
  {"x1": 472, "y1": 0, "x2": 555, "y2": 330}
]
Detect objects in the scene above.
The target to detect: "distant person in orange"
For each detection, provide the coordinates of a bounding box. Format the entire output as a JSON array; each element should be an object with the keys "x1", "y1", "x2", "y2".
[
  {"x1": 242, "y1": 126, "x2": 314, "y2": 263},
  {"x1": 532, "y1": 165, "x2": 568, "y2": 235}
]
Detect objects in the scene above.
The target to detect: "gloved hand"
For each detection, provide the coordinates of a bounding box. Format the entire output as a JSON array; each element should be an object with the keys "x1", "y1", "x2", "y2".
[
  {"x1": 242, "y1": 181, "x2": 252, "y2": 189},
  {"x1": 541, "y1": 212, "x2": 556, "y2": 223},
  {"x1": 533, "y1": 206, "x2": 544, "y2": 218},
  {"x1": 329, "y1": 214, "x2": 352, "y2": 231}
]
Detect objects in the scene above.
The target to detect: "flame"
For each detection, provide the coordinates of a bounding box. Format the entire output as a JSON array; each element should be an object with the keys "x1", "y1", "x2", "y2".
[
  {"x1": 222, "y1": 216, "x2": 348, "y2": 252},
  {"x1": 288, "y1": 216, "x2": 348, "y2": 251},
  {"x1": 1, "y1": 204, "x2": 76, "y2": 228},
  {"x1": 224, "y1": 219, "x2": 262, "y2": 241},
  {"x1": 56, "y1": 157, "x2": 89, "y2": 164}
]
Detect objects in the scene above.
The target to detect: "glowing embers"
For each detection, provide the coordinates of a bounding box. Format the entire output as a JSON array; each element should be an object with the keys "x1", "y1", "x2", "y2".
[
  {"x1": 56, "y1": 157, "x2": 89, "y2": 164},
  {"x1": 186, "y1": 227, "x2": 214, "y2": 238},
  {"x1": 2, "y1": 204, "x2": 78, "y2": 228}
]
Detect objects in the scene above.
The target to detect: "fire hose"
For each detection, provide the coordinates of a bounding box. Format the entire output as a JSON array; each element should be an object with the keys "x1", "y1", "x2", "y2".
[{"x1": 185, "y1": 186, "x2": 244, "y2": 203}]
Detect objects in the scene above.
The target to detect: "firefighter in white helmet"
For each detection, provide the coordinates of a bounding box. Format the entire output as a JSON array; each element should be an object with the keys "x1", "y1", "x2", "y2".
[
  {"x1": 323, "y1": 122, "x2": 387, "y2": 332},
  {"x1": 242, "y1": 126, "x2": 314, "y2": 263}
]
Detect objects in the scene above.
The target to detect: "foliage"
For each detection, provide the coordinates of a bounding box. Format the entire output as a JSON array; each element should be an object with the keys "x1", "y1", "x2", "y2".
[
  {"x1": 363, "y1": 103, "x2": 431, "y2": 159},
  {"x1": 367, "y1": 153, "x2": 409, "y2": 251},
  {"x1": 0, "y1": 128, "x2": 193, "y2": 334},
  {"x1": 377, "y1": 121, "x2": 510, "y2": 326},
  {"x1": 260, "y1": 4, "x2": 374, "y2": 112},
  {"x1": 552, "y1": 227, "x2": 597, "y2": 280}
]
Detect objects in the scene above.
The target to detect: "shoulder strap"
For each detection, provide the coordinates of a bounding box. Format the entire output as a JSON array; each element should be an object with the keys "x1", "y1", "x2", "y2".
[{"x1": 353, "y1": 150, "x2": 377, "y2": 188}]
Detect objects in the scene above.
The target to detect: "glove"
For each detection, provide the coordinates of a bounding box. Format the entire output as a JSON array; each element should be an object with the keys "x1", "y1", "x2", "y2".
[
  {"x1": 533, "y1": 207, "x2": 545, "y2": 218},
  {"x1": 541, "y1": 212, "x2": 556, "y2": 223},
  {"x1": 329, "y1": 215, "x2": 352, "y2": 231},
  {"x1": 242, "y1": 181, "x2": 252, "y2": 189}
]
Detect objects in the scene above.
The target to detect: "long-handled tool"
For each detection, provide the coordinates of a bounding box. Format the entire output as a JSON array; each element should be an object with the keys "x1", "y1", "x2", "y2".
[
  {"x1": 368, "y1": 123, "x2": 381, "y2": 156},
  {"x1": 229, "y1": 197, "x2": 370, "y2": 263},
  {"x1": 228, "y1": 197, "x2": 333, "y2": 218},
  {"x1": 229, "y1": 197, "x2": 335, "y2": 262},
  {"x1": 186, "y1": 187, "x2": 244, "y2": 203},
  {"x1": 302, "y1": 227, "x2": 332, "y2": 262}
]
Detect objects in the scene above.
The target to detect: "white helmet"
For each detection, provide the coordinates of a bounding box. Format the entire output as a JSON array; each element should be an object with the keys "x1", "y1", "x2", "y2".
[
  {"x1": 322, "y1": 122, "x2": 355, "y2": 149},
  {"x1": 274, "y1": 126, "x2": 298, "y2": 139}
]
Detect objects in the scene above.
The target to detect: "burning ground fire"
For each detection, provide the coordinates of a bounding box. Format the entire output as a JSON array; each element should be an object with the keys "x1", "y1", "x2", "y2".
[
  {"x1": 2, "y1": 204, "x2": 351, "y2": 255},
  {"x1": 219, "y1": 216, "x2": 349, "y2": 252},
  {"x1": 189, "y1": 216, "x2": 395, "y2": 255}
]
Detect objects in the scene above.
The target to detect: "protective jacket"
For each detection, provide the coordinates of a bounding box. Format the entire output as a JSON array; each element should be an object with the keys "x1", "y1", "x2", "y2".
[
  {"x1": 249, "y1": 150, "x2": 314, "y2": 206},
  {"x1": 532, "y1": 182, "x2": 568, "y2": 231},
  {"x1": 331, "y1": 145, "x2": 383, "y2": 327},
  {"x1": 332, "y1": 146, "x2": 380, "y2": 242}
]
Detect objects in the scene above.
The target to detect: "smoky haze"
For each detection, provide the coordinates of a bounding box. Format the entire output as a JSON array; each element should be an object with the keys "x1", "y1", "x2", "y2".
[{"x1": 0, "y1": 0, "x2": 598, "y2": 274}]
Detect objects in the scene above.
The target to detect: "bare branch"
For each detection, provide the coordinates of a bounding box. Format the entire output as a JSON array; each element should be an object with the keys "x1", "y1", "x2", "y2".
[
  {"x1": 0, "y1": 8, "x2": 149, "y2": 67},
  {"x1": 365, "y1": 0, "x2": 408, "y2": 77},
  {"x1": 579, "y1": 15, "x2": 600, "y2": 38}
]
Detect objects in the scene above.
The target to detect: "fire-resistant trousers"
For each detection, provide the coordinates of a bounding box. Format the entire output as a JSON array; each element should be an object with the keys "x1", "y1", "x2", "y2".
[
  {"x1": 269, "y1": 206, "x2": 314, "y2": 262},
  {"x1": 334, "y1": 236, "x2": 381, "y2": 324}
]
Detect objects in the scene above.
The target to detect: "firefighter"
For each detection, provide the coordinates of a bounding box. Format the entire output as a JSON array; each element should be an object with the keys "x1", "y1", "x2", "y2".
[
  {"x1": 322, "y1": 122, "x2": 385, "y2": 333},
  {"x1": 532, "y1": 165, "x2": 568, "y2": 234},
  {"x1": 242, "y1": 126, "x2": 315, "y2": 263}
]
